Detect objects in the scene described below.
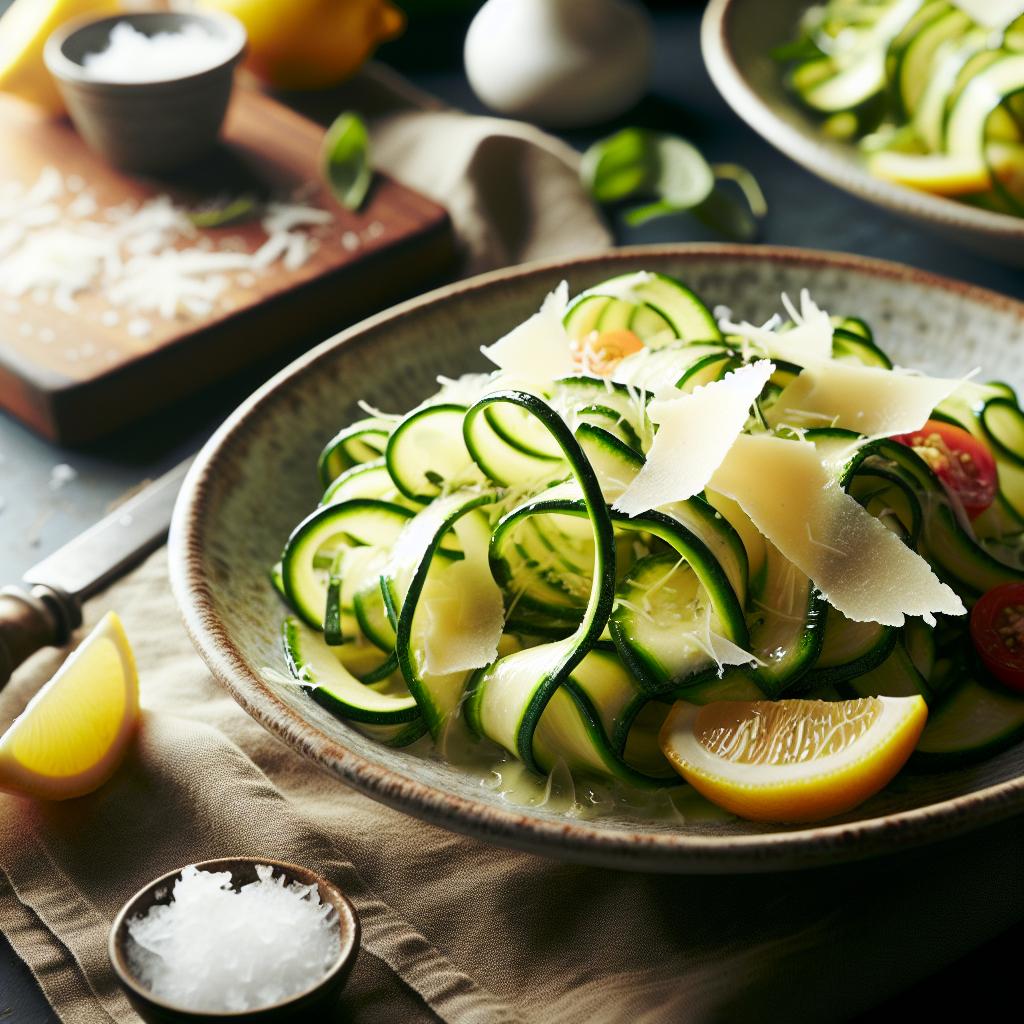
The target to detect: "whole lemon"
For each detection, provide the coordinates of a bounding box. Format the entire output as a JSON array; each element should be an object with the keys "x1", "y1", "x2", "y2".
[
  {"x1": 0, "y1": 0, "x2": 120, "y2": 114},
  {"x1": 200, "y1": 0, "x2": 405, "y2": 91}
]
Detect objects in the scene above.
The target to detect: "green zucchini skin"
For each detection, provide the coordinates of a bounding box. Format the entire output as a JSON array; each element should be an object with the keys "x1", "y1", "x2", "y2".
[
  {"x1": 281, "y1": 499, "x2": 415, "y2": 629},
  {"x1": 318, "y1": 417, "x2": 391, "y2": 488},
  {"x1": 464, "y1": 391, "x2": 616, "y2": 773},
  {"x1": 282, "y1": 617, "x2": 420, "y2": 725}
]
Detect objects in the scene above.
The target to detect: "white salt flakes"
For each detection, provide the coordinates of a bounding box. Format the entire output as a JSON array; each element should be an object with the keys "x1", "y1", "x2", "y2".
[
  {"x1": 49, "y1": 463, "x2": 77, "y2": 490},
  {"x1": 125, "y1": 864, "x2": 342, "y2": 1013},
  {"x1": 82, "y1": 23, "x2": 229, "y2": 84},
  {"x1": 341, "y1": 231, "x2": 360, "y2": 252}
]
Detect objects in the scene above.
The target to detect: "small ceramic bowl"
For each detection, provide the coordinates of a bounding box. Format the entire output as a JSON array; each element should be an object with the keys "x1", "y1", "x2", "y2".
[
  {"x1": 108, "y1": 857, "x2": 361, "y2": 1024},
  {"x1": 44, "y1": 11, "x2": 246, "y2": 174}
]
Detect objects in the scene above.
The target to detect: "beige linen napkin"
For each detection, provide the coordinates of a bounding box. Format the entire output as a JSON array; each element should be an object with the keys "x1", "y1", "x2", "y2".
[
  {"x1": 290, "y1": 62, "x2": 614, "y2": 274},
  {"x1": 2, "y1": 68, "x2": 1023, "y2": 1024}
]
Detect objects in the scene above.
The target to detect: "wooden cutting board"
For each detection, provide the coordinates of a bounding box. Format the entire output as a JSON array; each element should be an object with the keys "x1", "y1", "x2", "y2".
[{"x1": 0, "y1": 88, "x2": 455, "y2": 444}]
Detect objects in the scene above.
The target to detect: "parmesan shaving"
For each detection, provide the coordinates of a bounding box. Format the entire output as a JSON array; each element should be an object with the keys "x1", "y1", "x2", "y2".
[
  {"x1": 767, "y1": 360, "x2": 962, "y2": 436},
  {"x1": 954, "y1": 1, "x2": 1024, "y2": 30},
  {"x1": 480, "y1": 282, "x2": 577, "y2": 384},
  {"x1": 710, "y1": 434, "x2": 965, "y2": 626},
  {"x1": 720, "y1": 289, "x2": 833, "y2": 365},
  {"x1": 613, "y1": 360, "x2": 774, "y2": 516},
  {"x1": 584, "y1": 271, "x2": 656, "y2": 305}
]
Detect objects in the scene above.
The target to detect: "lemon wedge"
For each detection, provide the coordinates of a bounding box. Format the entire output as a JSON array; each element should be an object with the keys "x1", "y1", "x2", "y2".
[
  {"x1": 0, "y1": 611, "x2": 139, "y2": 800},
  {"x1": 866, "y1": 146, "x2": 1024, "y2": 197},
  {"x1": 0, "y1": 0, "x2": 120, "y2": 114},
  {"x1": 659, "y1": 696, "x2": 927, "y2": 823}
]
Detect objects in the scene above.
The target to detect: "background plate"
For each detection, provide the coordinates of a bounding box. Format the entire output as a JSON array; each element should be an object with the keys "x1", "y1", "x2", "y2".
[
  {"x1": 169, "y1": 245, "x2": 1024, "y2": 873},
  {"x1": 701, "y1": 0, "x2": 1024, "y2": 266}
]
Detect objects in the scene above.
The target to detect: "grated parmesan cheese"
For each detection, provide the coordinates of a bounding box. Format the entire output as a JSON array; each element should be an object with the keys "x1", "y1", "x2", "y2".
[{"x1": 0, "y1": 168, "x2": 342, "y2": 340}]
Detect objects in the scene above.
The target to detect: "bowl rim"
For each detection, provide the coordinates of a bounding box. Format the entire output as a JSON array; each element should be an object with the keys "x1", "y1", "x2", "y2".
[
  {"x1": 700, "y1": 0, "x2": 1024, "y2": 243},
  {"x1": 44, "y1": 10, "x2": 247, "y2": 90},
  {"x1": 169, "y1": 243, "x2": 1024, "y2": 874},
  {"x1": 107, "y1": 856, "x2": 360, "y2": 1017}
]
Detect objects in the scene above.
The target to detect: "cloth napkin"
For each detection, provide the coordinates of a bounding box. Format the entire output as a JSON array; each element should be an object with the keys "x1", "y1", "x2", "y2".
[{"x1": 2, "y1": 67, "x2": 1023, "y2": 1024}]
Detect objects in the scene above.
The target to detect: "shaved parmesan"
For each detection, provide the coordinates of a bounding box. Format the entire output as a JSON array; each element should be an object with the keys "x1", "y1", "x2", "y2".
[
  {"x1": 767, "y1": 361, "x2": 961, "y2": 436},
  {"x1": 584, "y1": 271, "x2": 655, "y2": 304},
  {"x1": 954, "y1": 1, "x2": 1024, "y2": 31},
  {"x1": 720, "y1": 290, "x2": 833, "y2": 366},
  {"x1": 422, "y1": 511, "x2": 505, "y2": 676},
  {"x1": 613, "y1": 360, "x2": 774, "y2": 516},
  {"x1": 480, "y1": 282, "x2": 577, "y2": 384},
  {"x1": 710, "y1": 434, "x2": 965, "y2": 626}
]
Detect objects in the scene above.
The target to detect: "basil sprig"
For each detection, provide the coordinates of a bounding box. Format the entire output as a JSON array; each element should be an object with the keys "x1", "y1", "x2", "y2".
[
  {"x1": 321, "y1": 112, "x2": 373, "y2": 212},
  {"x1": 581, "y1": 128, "x2": 766, "y2": 241}
]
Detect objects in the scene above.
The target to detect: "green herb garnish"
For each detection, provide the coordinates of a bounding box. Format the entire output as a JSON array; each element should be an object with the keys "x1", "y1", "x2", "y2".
[
  {"x1": 321, "y1": 112, "x2": 373, "y2": 212},
  {"x1": 581, "y1": 128, "x2": 767, "y2": 241},
  {"x1": 187, "y1": 196, "x2": 258, "y2": 228}
]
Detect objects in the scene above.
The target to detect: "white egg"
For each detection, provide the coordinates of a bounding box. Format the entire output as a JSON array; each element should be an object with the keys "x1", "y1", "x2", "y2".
[{"x1": 464, "y1": 0, "x2": 653, "y2": 129}]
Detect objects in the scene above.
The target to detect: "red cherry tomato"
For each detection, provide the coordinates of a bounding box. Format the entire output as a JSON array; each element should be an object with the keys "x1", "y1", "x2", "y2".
[
  {"x1": 970, "y1": 582, "x2": 1024, "y2": 694},
  {"x1": 892, "y1": 419, "x2": 997, "y2": 519}
]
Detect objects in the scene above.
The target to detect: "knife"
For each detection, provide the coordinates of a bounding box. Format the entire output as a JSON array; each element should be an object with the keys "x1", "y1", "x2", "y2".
[{"x1": 0, "y1": 457, "x2": 194, "y2": 687}]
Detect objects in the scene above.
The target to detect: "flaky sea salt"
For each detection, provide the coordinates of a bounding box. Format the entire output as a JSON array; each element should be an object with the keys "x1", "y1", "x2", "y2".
[
  {"x1": 49, "y1": 463, "x2": 77, "y2": 490},
  {"x1": 82, "y1": 22, "x2": 228, "y2": 84},
  {"x1": 125, "y1": 864, "x2": 341, "y2": 1012}
]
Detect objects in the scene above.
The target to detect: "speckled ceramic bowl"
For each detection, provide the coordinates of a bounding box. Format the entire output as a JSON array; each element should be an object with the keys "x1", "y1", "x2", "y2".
[
  {"x1": 45, "y1": 11, "x2": 246, "y2": 173},
  {"x1": 701, "y1": 0, "x2": 1024, "y2": 267},
  {"x1": 108, "y1": 858, "x2": 360, "y2": 1023},
  {"x1": 169, "y1": 245, "x2": 1024, "y2": 874}
]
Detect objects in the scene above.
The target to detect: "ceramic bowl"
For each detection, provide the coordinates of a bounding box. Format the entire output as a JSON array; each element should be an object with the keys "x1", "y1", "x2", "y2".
[
  {"x1": 108, "y1": 857, "x2": 360, "y2": 1024},
  {"x1": 701, "y1": 0, "x2": 1024, "y2": 267},
  {"x1": 44, "y1": 11, "x2": 246, "y2": 173},
  {"x1": 169, "y1": 245, "x2": 1024, "y2": 874}
]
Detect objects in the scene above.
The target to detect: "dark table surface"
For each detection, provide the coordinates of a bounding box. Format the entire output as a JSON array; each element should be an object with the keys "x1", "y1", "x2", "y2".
[{"x1": 1, "y1": 4, "x2": 1021, "y2": 1022}]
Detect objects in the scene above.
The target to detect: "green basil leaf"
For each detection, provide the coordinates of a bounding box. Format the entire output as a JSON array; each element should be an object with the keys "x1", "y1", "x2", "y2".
[
  {"x1": 580, "y1": 128, "x2": 658, "y2": 203},
  {"x1": 321, "y1": 112, "x2": 373, "y2": 212},
  {"x1": 691, "y1": 187, "x2": 759, "y2": 243},
  {"x1": 582, "y1": 128, "x2": 715, "y2": 213},
  {"x1": 187, "y1": 196, "x2": 258, "y2": 228}
]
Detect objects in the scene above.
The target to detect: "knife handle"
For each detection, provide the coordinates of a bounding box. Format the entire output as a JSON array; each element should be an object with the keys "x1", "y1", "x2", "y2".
[{"x1": 0, "y1": 586, "x2": 81, "y2": 689}]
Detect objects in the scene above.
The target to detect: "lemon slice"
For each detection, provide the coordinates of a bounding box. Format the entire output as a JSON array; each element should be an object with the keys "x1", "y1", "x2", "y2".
[
  {"x1": 659, "y1": 696, "x2": 927, "y2": 823},
  {"x1": 0, "y1": 611, "x2": 139, "y2": 800},
  {"x1": 866, "y1": 146, "x2": 1024, "y2": 197},
  {"x1": 0, "y1": 0, "x2": 120, "y2": 114}
]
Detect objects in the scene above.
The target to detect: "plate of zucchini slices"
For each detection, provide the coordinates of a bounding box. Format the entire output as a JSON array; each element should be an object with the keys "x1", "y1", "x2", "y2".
[
  {"x1": 703, "y1": 0, "x2": 1024, "y2": 265},
  {"x1": 171, "y1": 246, "x2": 1024, "y2": 872}
]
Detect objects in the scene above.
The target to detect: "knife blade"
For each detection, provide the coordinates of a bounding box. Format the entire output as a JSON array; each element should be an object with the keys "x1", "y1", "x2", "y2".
[{"x1": 0, "y1": 457, "x2": 194, "y2": 687}]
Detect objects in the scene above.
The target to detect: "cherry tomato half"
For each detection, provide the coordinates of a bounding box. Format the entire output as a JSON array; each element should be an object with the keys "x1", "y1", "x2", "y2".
[
  {"x1": 570, "y1": 329, "x2": 645, "y2": 376},
  {"x1": 892, "y1": 419, "x2": 997, "y2": 519},
  {"x1": 970, "y1": 582, "x2": 1024, "y2": 694}
]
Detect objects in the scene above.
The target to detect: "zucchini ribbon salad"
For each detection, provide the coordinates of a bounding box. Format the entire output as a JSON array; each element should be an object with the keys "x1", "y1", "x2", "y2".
[
  {"x1": 779, "y1": 1, "x2": 1024, "y2": 214},
  {"x1": 273, "y1": 271, "x2": 1024, "y2": 823}
]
